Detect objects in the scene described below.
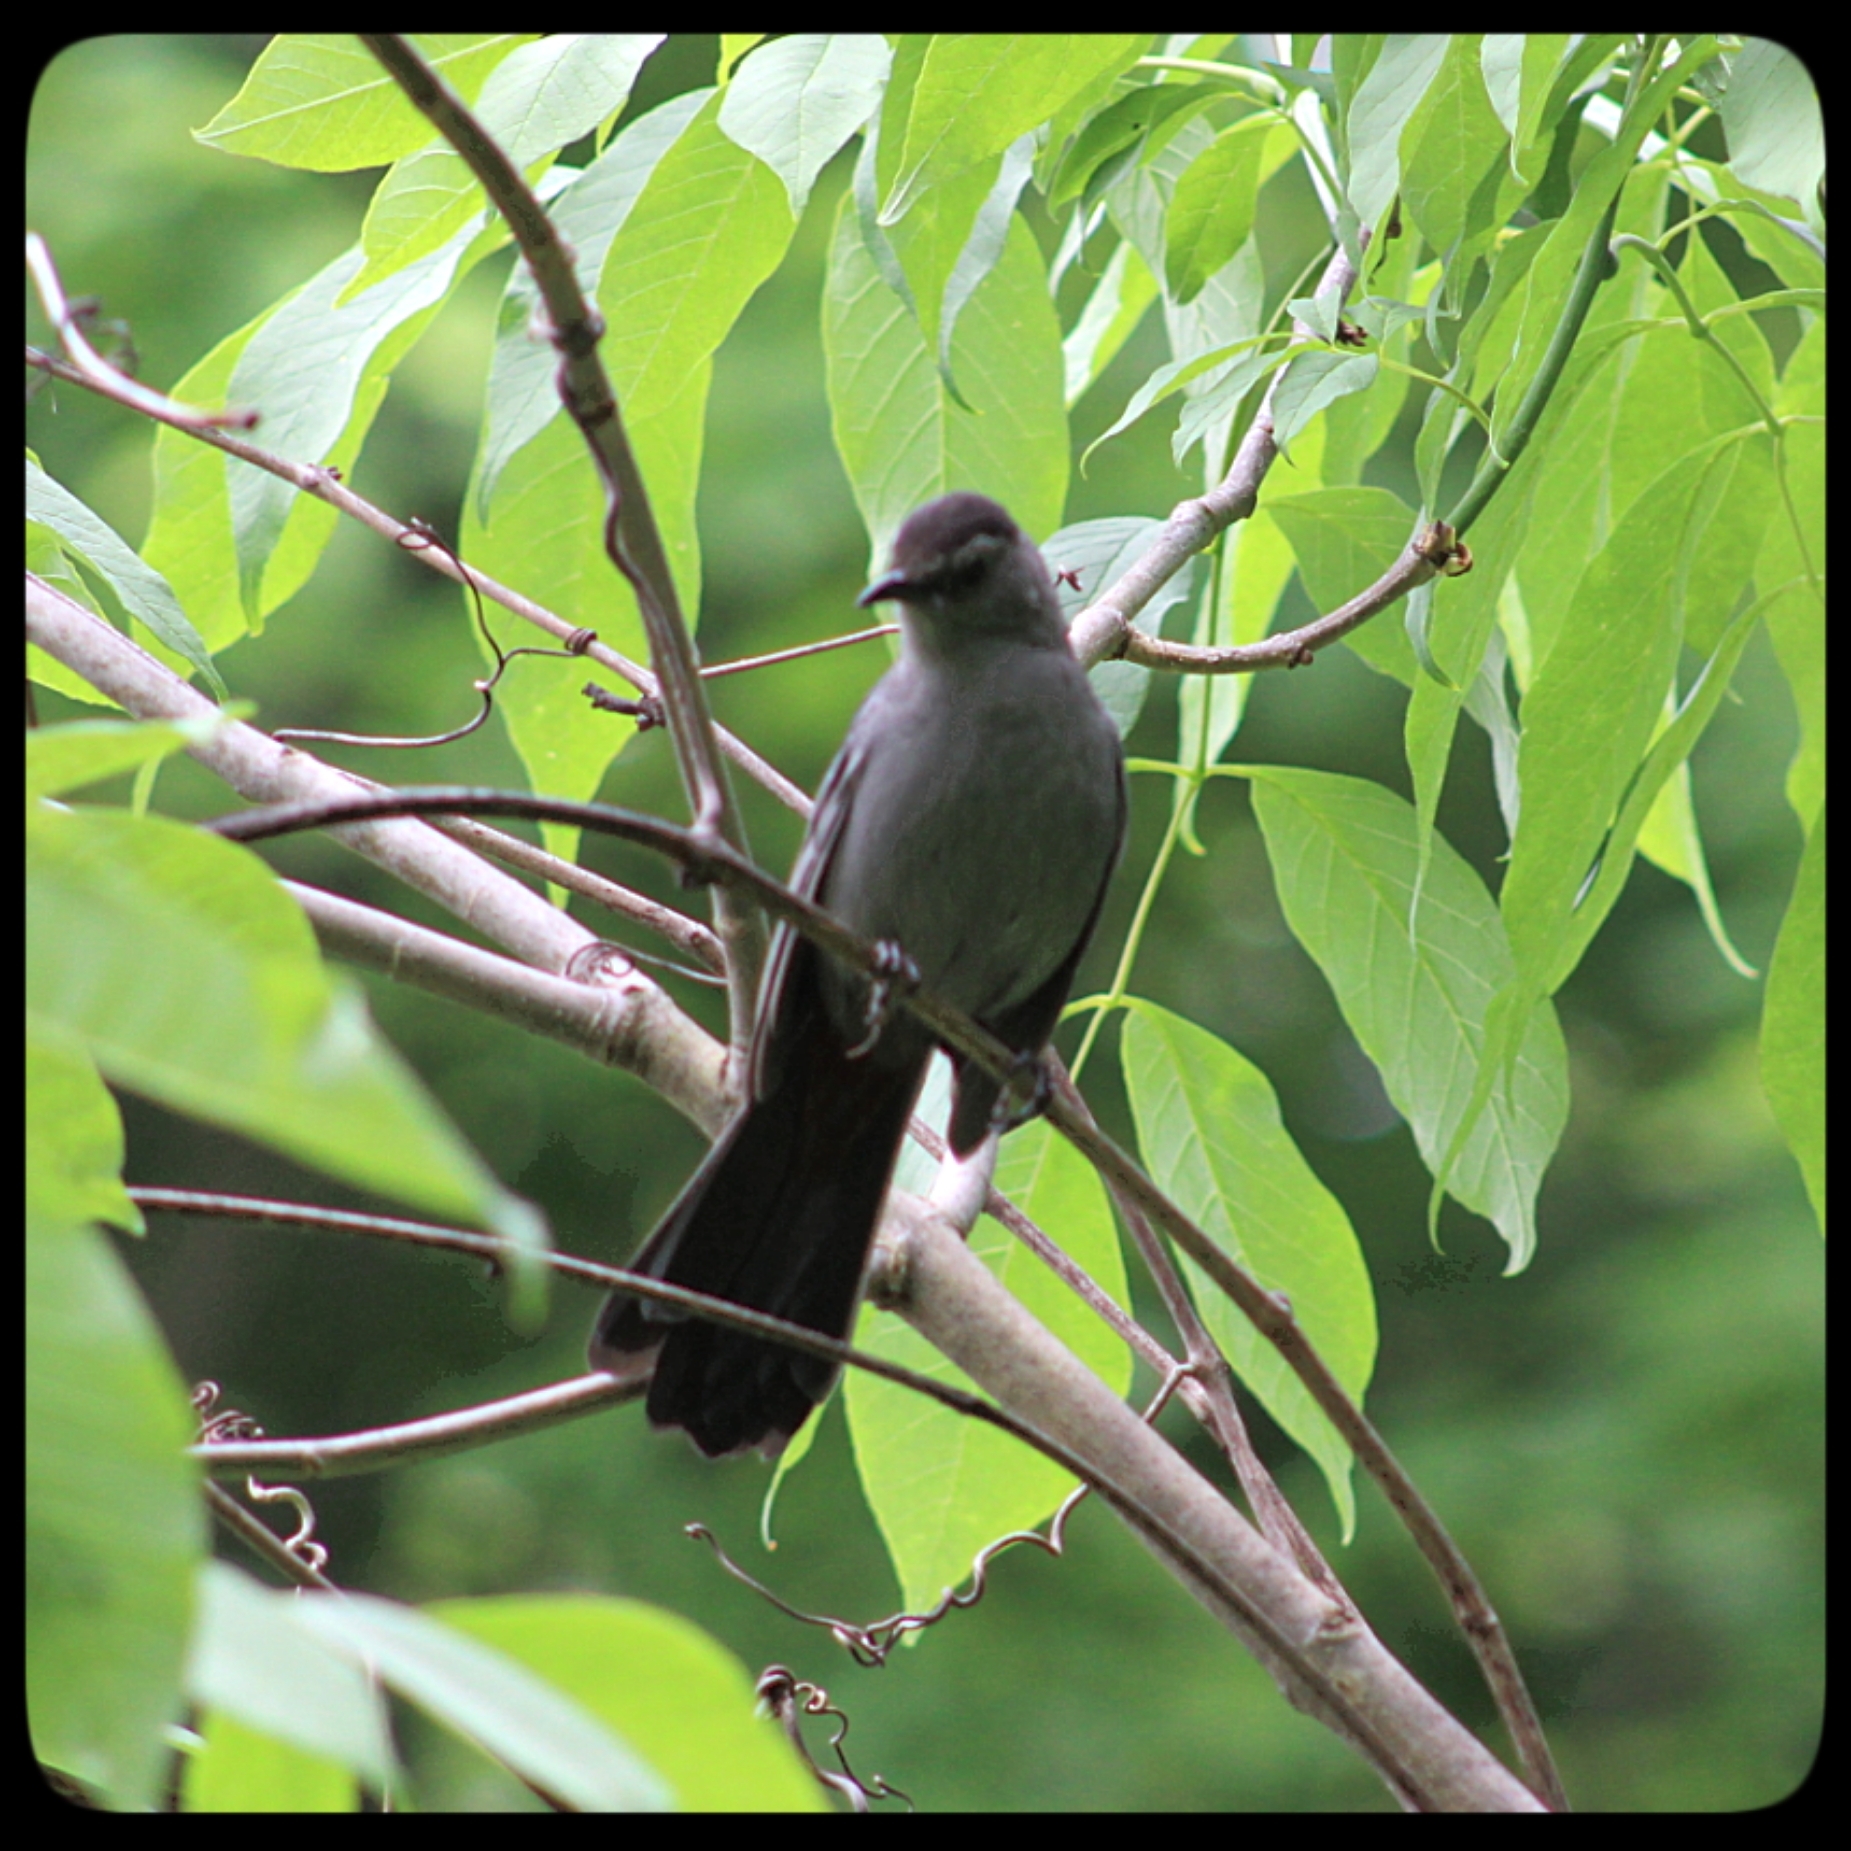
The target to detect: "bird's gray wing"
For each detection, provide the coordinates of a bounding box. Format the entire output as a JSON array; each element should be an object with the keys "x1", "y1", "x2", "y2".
[
  {"x1": 748, "y1": 730, "x2": 867, "y2": 1100},
  {"x1": 946, "y1": 748, "x2": 1128, "y2": 1152}
]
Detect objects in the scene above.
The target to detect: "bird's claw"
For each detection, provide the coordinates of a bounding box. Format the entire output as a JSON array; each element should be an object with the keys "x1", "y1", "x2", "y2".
[
  {"x1": 988, "y1": 1051, "x2": 1053, "y2": 1136},
  {"x1": 845, "y1": 940, "x2": 920, "y2": 1059}
]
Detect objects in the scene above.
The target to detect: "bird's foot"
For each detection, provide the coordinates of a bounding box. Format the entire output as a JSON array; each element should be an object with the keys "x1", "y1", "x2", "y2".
[
  {"x1": 845, "y1": 940, "x2": 921, "y2": 1059},
  {"x1": 988, "y1": 1051, "x2": 1053, "y2": 1135}
]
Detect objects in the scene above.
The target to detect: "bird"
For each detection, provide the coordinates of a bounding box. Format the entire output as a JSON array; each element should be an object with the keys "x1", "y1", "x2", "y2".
[{"x1": 589, "y1": 492, "x2": 1127, "y2": 1457}]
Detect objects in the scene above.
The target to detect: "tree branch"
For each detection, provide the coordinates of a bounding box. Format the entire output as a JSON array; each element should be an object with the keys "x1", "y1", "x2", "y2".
[
  {"x1": 185, "y1": 773, "x2": 1561, "y2": 1804},
  {"x1": 26, "y1": 576, "x2": 727, "y2": 1129},
  {"x1": 362, "y1": 33, "x2": 765, "y2": 1041},
  {"x1": 145, "y1": 1183, "x2": 1539, "y2": 1811},
  {"x1": 1069, "y1": 235, "x2": 1370, "y2": 674},
  {"x1": 23, "y1": 339, "x2": 812, "y2": 818}
]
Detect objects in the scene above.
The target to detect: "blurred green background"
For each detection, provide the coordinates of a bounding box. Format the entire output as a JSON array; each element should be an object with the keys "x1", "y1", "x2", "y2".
[{"x1": 28, "y1": 36, "x2": 1820, "y2": 1810}]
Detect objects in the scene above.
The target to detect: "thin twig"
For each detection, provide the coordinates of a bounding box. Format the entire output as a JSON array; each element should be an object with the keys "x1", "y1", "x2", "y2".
[
  {"x1": 26, "y1": 231, "x2": 258, "y2": 430},
  {"x1": 23, "y1": 340, "x2": 810, "y2": 817}
]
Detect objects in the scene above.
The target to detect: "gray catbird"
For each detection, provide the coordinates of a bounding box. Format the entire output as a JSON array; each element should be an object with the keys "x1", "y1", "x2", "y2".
[{"x1": 590, "y1": 492, "x2": 1126, "y2": 1456}]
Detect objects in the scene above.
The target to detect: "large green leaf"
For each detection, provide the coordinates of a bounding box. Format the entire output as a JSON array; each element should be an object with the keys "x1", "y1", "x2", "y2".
[
  {"x1": 851, "y1": 1114, "x2": 1133, "y2": 1613},
  {"x1": 27, "y1": 799, "x2": 540, "y2": 1244},
  {"x1": 1248, "y1": 767, "x2": 1568, "y2": 1269},
  {"x1": 879, "y1": 34, "x2": 1146, "y2": 223},
  {"x1": 27, "y1": 1034, "x2": 201, "y2": 1811},
  {"x1": 194, "y1": 34, "x2": 531, "y2": 171},
  {"x1": 347, "y1": 35, "x2": 662, "y2": 298},
  {"x1": 823, "y1": 190, "x2": 1066, "y2": 567},
  {"x1": 717, "y1": 33, "x2": 890, "y2": 215},
  {"x1": 1122, "y1": 1002, "x2": 1376, "y2": 1535}
]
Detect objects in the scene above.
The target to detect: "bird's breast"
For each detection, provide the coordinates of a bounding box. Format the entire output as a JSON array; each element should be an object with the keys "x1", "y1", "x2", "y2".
[{"x1": 819, "y1": 650, "x2": 1122, "y2": 1020}]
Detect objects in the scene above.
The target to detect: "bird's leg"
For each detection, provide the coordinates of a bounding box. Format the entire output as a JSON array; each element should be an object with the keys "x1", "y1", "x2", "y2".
[{"x1": 845, "y1": 939, "x2": 921, "y2": 1059}]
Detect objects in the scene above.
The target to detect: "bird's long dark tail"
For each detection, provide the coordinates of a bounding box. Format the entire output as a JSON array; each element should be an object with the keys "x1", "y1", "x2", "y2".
[{"x1": 590, "y1": 1030, "x2": 925, "y2": 1457}]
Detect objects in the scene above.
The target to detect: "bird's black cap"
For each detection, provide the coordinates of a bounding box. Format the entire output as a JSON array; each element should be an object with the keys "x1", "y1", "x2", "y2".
[{"x1": 858, "y1": 492, "x2": 1021, "y2": 607}]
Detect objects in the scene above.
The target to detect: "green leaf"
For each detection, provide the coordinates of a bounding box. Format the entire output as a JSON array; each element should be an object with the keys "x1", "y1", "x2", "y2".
[
  {"x1": 1718, "y1": 38, "x2": 1825, "y2": 221},
  {"x1": 717, "y1": 36, "x2": 764, "y2": 85},
  {"x1": 1062, "y1": 237, "x2": 1158, "y2": 408},
  {"x1": 1479, "y1": 34, "x2": 1571, "y2": 184},
  {"x1": 186, "y1": 1565, "x2": 397, "y2": 1798},
  {"x1": 1344, "y1": 33, "x2": 1451, "y2": 229},
  {"x1": 27, "y1": 804, "x2": 541, "y2": 1244},
  {"x1": 824, "y1": 188, "x2": 1067, "y2": 568},
  {"x1": 27, "y1": 459, "x2": 226, "y2": 699},
  {"x1": 477, "y1": 89, "x2": 708, "y2": 517},
  {"x1": 185, "y1": 1711, "x2": 359, "y2": 1812},
  {"x1": 1118, "y1": 999, "x2": 1384, "y2": 1532},
  {"x1": 25, "y1": 1023, "x2": 140, "y2": 1235},
  {"x1": 1121, "y1": 1002, "x2": 1377, "y2": 1536},
  {"x1": 221, "y1": 216, "x2": 491, "y2": 621},
  {"x1": 1163, "y1": 116, "x2": 1276, "y2": 304},
  {"x1": 880, "y1": 34, "x2": 1146, "y2": 224},
  {"x1": 194, "y1": 34, "x2": 532, "y2": 170},
  {"x1": 467, "y1": 89, "x2": 794, "y2": 850},
  {"x1": 1524, "y1": 581, "x2": 1766, "y2": 1053},
  {"x1": 1500, "y1": 436, "x2": 1727, "y2": 998},
  {"x1": 25, "y1": 714, "x2": 216, "y2": 805},
  {"x1": 1494, "y1": 37, "x2": 1721, "y2": 454},
  {"x1": 1081, "y1": 332, "x2": 1278, "y2": 469},
  {"x1": 851, "y1": 1115, "x2": 1132, "y2": 1614},
  {"x1": 932, "y1": 138, "x2": 1039, "y2": 399},
  {"x1": 292, "y1": 1590, "x2": 674, "y2": 1811},
  {"x1": 434, "y1": 1595, "x2": 822, "y2": 1811},
  {"x1": 1760, "y1": 812, "x2": 1824, "y2": 1231},
  {"x1": 875, "y1": 145, "x2": 1001, "y2": 402},
  {"x1": 1268, "y1": 348, "x2": 1379, "y2": 461},
  {"x1": 27, "y1": 1179, "x2": 202, "y2": 1808},
  {"x1": 595, "y1": 91, "x2": 795, "y2": 427},
  {"x1": 1247, "y1": 768, "x2": 1568, "y2": 1269},
  {"x1": 347, "y1": 34, "x2": 662, "y2": 297},
  {"x1": 1635, "y1": 757, "x2": 1756, "y2": 978},
  {"x1": 1046, "y1": 75, "x2": 1227, "y2": 212},
  {"x1": 1266, "y1": 484, "x2": 1419, "y2": 684},
  {"x1": 1398, "y1": 35, "x2": 1511, "y2": 263},
  {"x1": 717, "y1": 33, "x2": 891, "y2": 216}
]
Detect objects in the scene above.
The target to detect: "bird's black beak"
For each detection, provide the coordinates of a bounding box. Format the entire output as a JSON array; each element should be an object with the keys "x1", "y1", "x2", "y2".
[{"x1": 857, "y1": 569, "x2": 909, "y2": 609}]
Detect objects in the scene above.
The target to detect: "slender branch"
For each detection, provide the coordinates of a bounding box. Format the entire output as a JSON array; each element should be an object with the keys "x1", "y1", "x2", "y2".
[
  {"x1": 1124, "y1": 524, "x2": 1457, "y2": 674},
  {"x1": 23, "y1": 339, "x2": 810, "y2": 818},
  {"x1": 289, "y1": 761, "x2": 724, "y2": 974},
  {"x1": 148, "y1": 1189, "x2": 1104, "y2": 1483},
  {"x1": 25, "y1": 231, "x2": 258, "y2": 432},
  {"x1": 1068, "y1": 234, "x2": 1368, "y2": 674},
  {"x1": 699, "y1": 622, "x2": 898, "y2": 679},
  {"x1": 1443, "y1": 193, "x2": 1623, "y2": 538},
  {"x1": 882, "y1": 1201, "x2": 1539, "y2": 1810},
  {"x1": 1058, "y1": 1071, "x2": 1345, "y2": 1597},
  {"x1": 360, "y1": 33, "x2": 764, "y2": 1043},
  {"x1": 26, "y1": 579, "x2": 729, "y2": 1129},
  {"x1": 1034, "y1": 1086, "x2": 1561, "y2": 1810},
  {"x1": 284, "y1": 882, "x2": 722, "y2": 1107},
  {"x1": 205, "y1": 1482, "x2": 340, "y2": 1593}
]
